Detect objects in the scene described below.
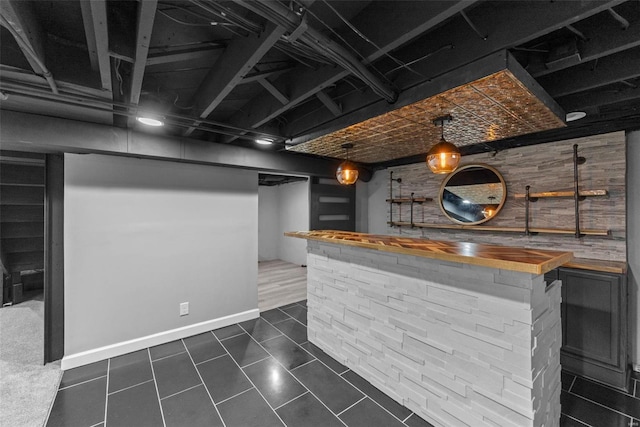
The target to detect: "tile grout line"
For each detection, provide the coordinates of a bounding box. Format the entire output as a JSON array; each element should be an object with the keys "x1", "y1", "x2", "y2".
[
  {"x1": 260, "y1": 308, "x2": 352, "y2": 378},
  {"x1": 147, "y1": 348, "x2": 167, "y2": 427},
  {"x1": 195, "y1": 352, "x2": 228, "y2": 366},
  {"x1": 336, "y1": 395, "x2": 367, "y2": 417},
  {"x1": 107, "y1": 379, "x2": 155, "y2": 396},
  {"x1": 159, "y1": 383, "x2": 203, "y2": 401},
  {"x1": 273, "y1": 391, "x2": 310, "y2": 411},
  {"x1": 578, "y1": 374, "x2": 639, "y2": 400},
  {"x1": 218, "y1": 325, "x2": 290, "y2": 427},
  {"x1": 402, "y1": 413, "x2": 413, "y2": 423},
  {"x1": 214, "y1": 386, "x2": 254, "y2": 406},
  {"x1": 88, "y1": 422, "x2": 104, "y2": 427},
  {"x1": 289, "y1": 358, "x2": 317, "y2": 372},
  {"x1": 240, "y1": 354, "x2": 274, "y2": 369},
  {"x1": 181, "y1": 338, "x2": 228, "y2": 427},
  {"x1": 266, "y1": 301, "x2": 418, "y2": 425},
  {"x1": 57, "y1": 374, "x2": 107, "y2": 391},
  {"x1": 217, "y1": 331, "x2": 247, "y2": 342},
  {"x1": 567, "y1": 389, "x2": 636, "y2": 420},
  {"x1": 103, "y1": 359, "x2": 110, "y2": 426},
  {"x1": 568, "y1": 375, "x2": 577, "y2": 392},
  {"x1": 562, "y1": 412, "x2": 593, "y2": 427},
  {"x1": 151, "y1": 350, "x2": 187, "y2": 363},
  {"x1": 238, "y1": 320, "x2": 349, "y2": 427},
  {"x1": 340, "y1": 371, "x2": 415, "y2": 425}
]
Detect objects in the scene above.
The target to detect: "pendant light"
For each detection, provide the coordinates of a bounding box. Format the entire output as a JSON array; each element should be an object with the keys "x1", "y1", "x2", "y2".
[
  {"x1": 336, "y1": 143, "x2": 359, "y2": 185},
  {"x1": 427, "y1": 115, "x2": 461, "y2": 174}
]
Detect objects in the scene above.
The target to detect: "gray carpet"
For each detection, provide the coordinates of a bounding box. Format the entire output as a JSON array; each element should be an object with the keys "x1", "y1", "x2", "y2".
[{"x1": 0, "y1": 294, "x2": 62, "y2": 427}]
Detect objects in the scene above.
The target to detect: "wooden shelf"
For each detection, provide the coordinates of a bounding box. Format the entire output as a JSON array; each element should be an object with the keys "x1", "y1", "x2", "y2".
[
  {"x1": 386, "y1": 197, "x2": 433, "y2": 203},
  {"x1": 514, "y1": 189, "x2": 608, "y2": 199},
  {"x1": 388, "y1": 221, "x2": 609, "y2": 236}
]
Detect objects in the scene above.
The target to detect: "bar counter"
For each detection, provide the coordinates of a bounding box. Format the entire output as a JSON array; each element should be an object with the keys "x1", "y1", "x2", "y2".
[
  {"x1": 286, "y1": 230, "x2": 568, "y2": 427},
  {"x1": 285, "y1": 230, "x2": 574, "y2": 274}
]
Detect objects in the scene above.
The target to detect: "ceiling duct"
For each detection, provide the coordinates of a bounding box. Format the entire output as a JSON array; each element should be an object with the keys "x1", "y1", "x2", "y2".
[{"x1": 545, "y1": 38, "x2": 582, "y2": 70}]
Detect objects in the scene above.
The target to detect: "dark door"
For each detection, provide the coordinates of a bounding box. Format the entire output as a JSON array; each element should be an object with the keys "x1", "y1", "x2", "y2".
[{"x1": 309, "y1": 177, "x2": 356, "y2": 231}]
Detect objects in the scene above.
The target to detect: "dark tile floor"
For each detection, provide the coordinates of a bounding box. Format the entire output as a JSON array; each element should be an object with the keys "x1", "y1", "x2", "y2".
[{"x1": 46, "y1": 300, "x2": 640, "y2": 427}]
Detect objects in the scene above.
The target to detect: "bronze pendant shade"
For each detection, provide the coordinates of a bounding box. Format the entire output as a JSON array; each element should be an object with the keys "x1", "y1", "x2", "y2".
[
  {"x1": 336, "y1": 143, "x2": 359, "y2": 185},
  {"x1": 427, "y1": 115, "x2": 461, "y2": 174}
]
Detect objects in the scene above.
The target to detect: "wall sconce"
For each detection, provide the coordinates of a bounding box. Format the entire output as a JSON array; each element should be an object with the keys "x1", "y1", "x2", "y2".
[
  {"x1": 336, "y1": 143, "x2": 358, "y2": 185},
  {"x1": 427, "y1": 115, "x2": 461, "y2": 174}
]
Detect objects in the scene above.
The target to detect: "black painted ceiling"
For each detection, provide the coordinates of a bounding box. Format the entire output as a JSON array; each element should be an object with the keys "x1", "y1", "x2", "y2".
[{"x1": 1, "y1": 1, "x2": 639, "y2": 168}]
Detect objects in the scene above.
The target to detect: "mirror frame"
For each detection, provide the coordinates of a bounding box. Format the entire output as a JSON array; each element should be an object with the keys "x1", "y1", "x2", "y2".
[{"x1": 438, "y1": 163, "x2": 507, "y2": 225}]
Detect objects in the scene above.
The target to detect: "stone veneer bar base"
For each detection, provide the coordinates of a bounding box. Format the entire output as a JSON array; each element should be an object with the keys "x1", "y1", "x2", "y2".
[{"x1": 306, "y1": 241, "x2": 561, "y2": 427}]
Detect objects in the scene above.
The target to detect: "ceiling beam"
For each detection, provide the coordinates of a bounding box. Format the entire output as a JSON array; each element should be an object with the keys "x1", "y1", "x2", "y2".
[
  {"x1": 528, "y1": 16, "x2": 640, "y2": 77},
  {"x1": 258, "y1": 77, "x2": 289, "y2": 105},
  {"x1": 558, "y1": 86, "x2": 640, "y2": 112},
  {"x1": 146, "y1": 45, "x2": 224, "y2": 66},
  {"x1": 79, "y1": 0, "x2": 112, "y2": 92},
  {"x1": 283, "y1": 0, "x2": 626, "y2": 140},
  {"x1": 538, "y1": 47, "x2": 640, "y2": 97},
  {"x1": 221, "y1": 0, "x2": 474, "y2": 142},
  {"x1": 239, "y1": 65, "x2": 295, "y2": 84},
  {"x1": 183, "y1": 22, "x2": 286, "y2": 137},
  {"x1": 129, "y1": 0, "x2": 157, "y2": 106},
  {"x1": 316, "y1": 91, "x2": 341, "y2": 117},
  {"x1": 0, "y1": 0, "x2": 45, "y2": 74},
  {"x1": 0, "y1": 110, "x2": 351, "y2": 179}
]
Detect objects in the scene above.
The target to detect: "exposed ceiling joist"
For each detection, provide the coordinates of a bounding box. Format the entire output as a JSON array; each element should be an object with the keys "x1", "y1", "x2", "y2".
[
  {"x1": 183, "y1": 22, "x2": 286, "y2": 137},
  {"x1": 258, "y1": 77, "x2": 289, "y2": 105},
  {"x1": 539, "y1": 47, "x2": 640, "y2": 97},
  {"x1": 316, "y1": 90, "x2": 341, "y2": 117},
  {"x1": 79, "y1": 0, "x2": 112, "y2": 93},
  {"x1": 129, "y1": 0, "x2": 158, "y2": 107},
  {"x1": 146, "y1": 45, "x2": 224, "y2": 66},
  {"x1": 0, "y1": 0, "x2": 45, "y2": 74},
  {"x1": 240, "y1": 65, "x2": 295, "y2": 84},
  {"x1": 222, "y1": 0, "x2": 474, "y2": 142},
  {"x1": 284, "y1": 0, "x2": 627, "y2": 139},
  {"x1": 528, "y1": 19, "x2": 640, "y2": 77},
  {"x1": 558, "y1": 86, "x2": 640, "y2": 111}
]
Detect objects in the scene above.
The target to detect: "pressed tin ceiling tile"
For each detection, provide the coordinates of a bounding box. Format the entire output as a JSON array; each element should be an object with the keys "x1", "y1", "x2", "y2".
[{"x1": 289, "y1": 67, "x2": 566, "y2": 164}]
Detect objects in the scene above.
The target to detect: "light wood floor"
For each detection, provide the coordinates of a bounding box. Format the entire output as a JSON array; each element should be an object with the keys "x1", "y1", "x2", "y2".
[{"x1": 258, "y1": 260, "x2": 307, "y2": 312}]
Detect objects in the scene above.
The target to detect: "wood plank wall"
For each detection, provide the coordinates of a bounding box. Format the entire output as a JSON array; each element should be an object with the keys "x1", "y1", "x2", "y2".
[{"x1": 385, "y1": 131, "x2": 626, "y2": 261}]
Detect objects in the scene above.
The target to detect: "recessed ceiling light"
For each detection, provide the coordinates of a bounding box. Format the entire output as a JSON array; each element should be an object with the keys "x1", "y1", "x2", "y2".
[
  {"x1": 255, "y1": 139, "x2": 273, "y2": 145},
  {"x1": 566, "y1": 111, "x2": 587, "y2": 122},
  {"x1": 136, "y1": 116, "x2": 164, "y2": 126}
]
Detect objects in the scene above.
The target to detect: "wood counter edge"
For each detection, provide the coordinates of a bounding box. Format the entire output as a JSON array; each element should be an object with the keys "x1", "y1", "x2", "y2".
[
  {"x1": 563, "y1": 258, "x2": 627, "y2": 274},
  {"x1": 285, "y1": 231, "x2": 573, "y2": 275}
]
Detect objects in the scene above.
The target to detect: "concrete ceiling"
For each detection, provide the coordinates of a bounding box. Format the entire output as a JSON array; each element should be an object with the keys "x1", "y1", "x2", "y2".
[{"x1": 1, "y1": 0, "x2": 639, "y2": 168}]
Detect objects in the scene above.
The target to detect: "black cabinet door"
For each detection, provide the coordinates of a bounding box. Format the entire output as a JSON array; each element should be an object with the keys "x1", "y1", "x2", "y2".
[{"x1": 559, "y1": 268, "x2": 628, "y2": 389}]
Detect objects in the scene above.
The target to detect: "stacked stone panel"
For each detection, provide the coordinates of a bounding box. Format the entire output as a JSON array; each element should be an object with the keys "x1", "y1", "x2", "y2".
[{"x1": 307, "y1": 241, "x2": 561, "y2": 427}]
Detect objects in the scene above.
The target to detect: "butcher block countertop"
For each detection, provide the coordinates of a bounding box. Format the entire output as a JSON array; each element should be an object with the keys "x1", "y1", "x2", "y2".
[
  {"x1": 563, "y1": 258, "x2": 627, "y2": 274},
  {"x1": 285, "y1": 230, "x2": 573, "y2": 275}
]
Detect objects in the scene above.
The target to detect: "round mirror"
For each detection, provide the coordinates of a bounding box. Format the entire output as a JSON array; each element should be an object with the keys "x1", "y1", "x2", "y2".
[{"x1": 439, "y1": 164, "x2": 506, "y2": 225}]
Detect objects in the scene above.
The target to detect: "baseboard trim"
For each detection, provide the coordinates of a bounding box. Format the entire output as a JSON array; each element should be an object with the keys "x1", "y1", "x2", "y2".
[{"x1": 61, "y1": 308, "x2": 259, "y2": 370}]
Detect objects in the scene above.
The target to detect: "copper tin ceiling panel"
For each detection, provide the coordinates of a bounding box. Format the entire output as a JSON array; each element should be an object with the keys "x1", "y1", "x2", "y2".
[{"x1": 289, "y1": 69, "x2": 566, "y2": 164}]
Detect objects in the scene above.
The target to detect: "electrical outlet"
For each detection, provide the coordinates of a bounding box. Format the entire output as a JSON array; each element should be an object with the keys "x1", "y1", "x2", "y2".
[{"x1": 179, "y1": 302, "x2": 189, "y2": 316}]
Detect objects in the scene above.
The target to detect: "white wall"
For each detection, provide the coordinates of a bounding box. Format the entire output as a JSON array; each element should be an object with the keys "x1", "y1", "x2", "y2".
[
  {"x1": 355, "y1": 180, "x2": 369, "y2": 232},
  {"x1": 277, "y1": 180, "x2": 309, "y2": 266},
  {"x1": 64, "y1": 154, "x2": 259, "y2": 361},
  {"x1": 258, "y1": 186, "x2": 278, "y2": 261},
  {"x1": 365, "y1": 169, "x2": 391, "y2": 235},
  {"x1": 257, "y1": 179, "x2": 310, "y2": 266},
  {"x1": 627, "y1": 130, "x2": 640, "y2": 370}
]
